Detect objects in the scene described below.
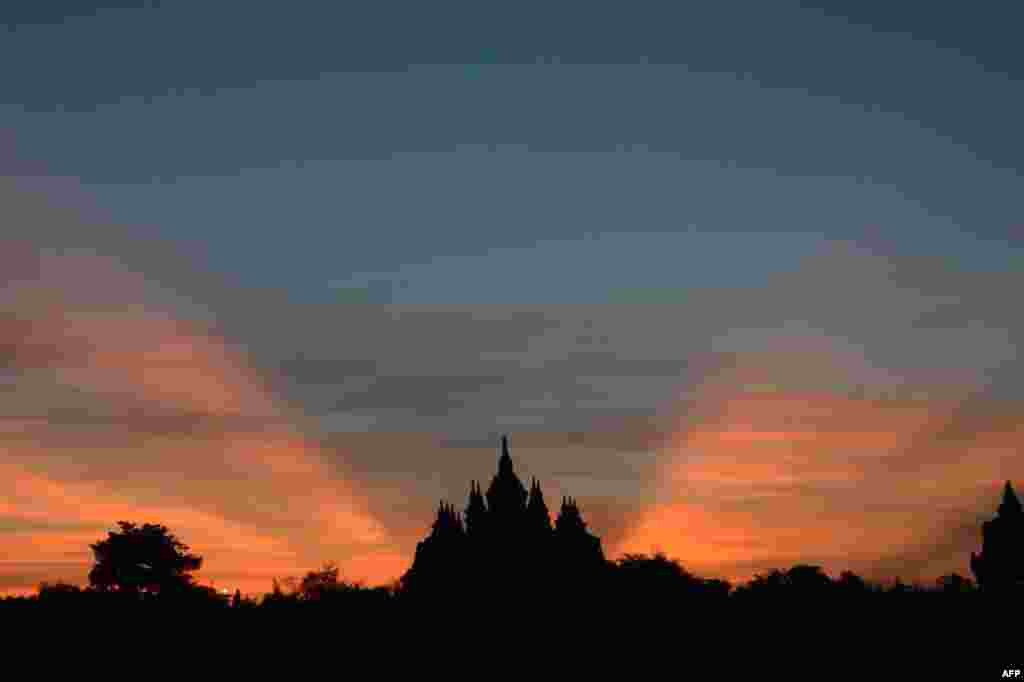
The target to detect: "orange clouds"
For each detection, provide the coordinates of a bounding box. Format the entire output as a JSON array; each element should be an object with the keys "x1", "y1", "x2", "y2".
[
  {"x1": 0, "y1": 248, "x2": 399, "y2": 596},
  {"x1": 57, "y1": 312, "x2": 278, "y2": 417},
  {"x1": 5, "y1": 240, "x2": 1023, "y2": 597},
  {"x1": 0, "y1": 458, "x2": 302, "y2": 596},
  {"x1": 614, "y1": 345, "x2": 1023, "y2": 585}
]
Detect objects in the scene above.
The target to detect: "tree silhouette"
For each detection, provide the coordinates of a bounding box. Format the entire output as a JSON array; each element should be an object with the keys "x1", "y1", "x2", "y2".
[
  {"x1": 611, "y1": 553, "x2": 729, "y2": 610},
  {"x1": 88, "y1": 521, "x2": 202, "y2": 596},
  {"x1": 784, "y1": 564, "x2": 832, "y2": 593},
  {"x1": 37, "y1": 581, "x2": 83, "y2": 606},
  {"x1": 836, "y1": 570, "x2": 869, "y2": 592},
  {"x1": 732, "y1": 565, "x2": 834, "y2": 606},
  {"x1": 736, "y1": 568, "x2": 788, "y2": 598},
  {"x1": 299, "y1": 561, "x2": 349, "y2": 601},
  {"x1": 936, "y1": 573, "x2": 975, "y2": 594}
]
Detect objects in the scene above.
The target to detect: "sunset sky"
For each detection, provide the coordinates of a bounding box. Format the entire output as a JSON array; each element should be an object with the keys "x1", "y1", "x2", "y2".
[{"x1": 2, "y1": 1, "x2": 1022, "y2": 596}]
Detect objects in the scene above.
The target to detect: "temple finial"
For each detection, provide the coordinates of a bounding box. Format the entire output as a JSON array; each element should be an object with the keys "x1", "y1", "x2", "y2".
[
  {"x1": 1000, "y1": 480, "x2": 1022, "y2": 516},
  {"x1": 497, "y1": 434, "x2": 514, "y2": 474}
]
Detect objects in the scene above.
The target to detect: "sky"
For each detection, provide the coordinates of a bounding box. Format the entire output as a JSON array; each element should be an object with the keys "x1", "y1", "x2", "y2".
[{"x1": 1, "y1": 0, "x2": 1022, "y2": 596}]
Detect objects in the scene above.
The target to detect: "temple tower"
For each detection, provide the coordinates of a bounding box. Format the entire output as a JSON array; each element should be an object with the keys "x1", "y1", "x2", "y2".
[
  {"x1": 971, "y1": 481, "x2": 1024, "y2": 591},
  {"x1": 526, "y1": 477, "x2": 552, "y2": 534},
  {"x1": 464, "y1": 480, "x2": 487, "y2": 538},
  {"x1": 484, "y1": 435, "x2": 528, "y2": 521}
]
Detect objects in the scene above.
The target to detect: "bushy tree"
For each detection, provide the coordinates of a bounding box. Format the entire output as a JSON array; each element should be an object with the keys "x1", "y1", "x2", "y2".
[
  {"x1": 88, "y1": 521, "x2": 202, "y2": 596},
  {"x1": 37, "y1": 581, "x2": 83, "y2": 605},
  {"x1": 937, "y1": 573, "x2": 975, "y2": 594},
  {"x1": 299, "y1": 562, "x2": 343, "y2": 601},
  {"x1": 613, "y1": 553, "x2": 728, "y2": 605},
  {"x1": 837, "y1": 570, "x2": 870, "y2": 593}
]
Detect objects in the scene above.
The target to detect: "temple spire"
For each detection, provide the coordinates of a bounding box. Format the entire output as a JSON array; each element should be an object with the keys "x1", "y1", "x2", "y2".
[
  {"x1": 486, "y1": 433, "x2": 528, "y2": 516},
  {"x1": 999, "y1": 481, "x2": 1022, "y2": 517},
  {"x1": 465, "y1": 479, "x2": 487, "y2": 537},
  {"x1": 498, "y1": 434, "x2": 513, "y2": 474},
  {"x1": 527, "y1": 476, "x2": 552, "y2": 533},
  {"x1": 556, "y1": 496, "x2": 586, "y2": 535}
]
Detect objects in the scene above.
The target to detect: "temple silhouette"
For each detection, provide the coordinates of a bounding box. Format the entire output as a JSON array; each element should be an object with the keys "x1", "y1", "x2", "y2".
[
  {"x1": 970, "y1": 480, "x2": 1024, "y2": 592},
  {"x1": 401, "y1": 435, "x2": 605, "y2": 598}
]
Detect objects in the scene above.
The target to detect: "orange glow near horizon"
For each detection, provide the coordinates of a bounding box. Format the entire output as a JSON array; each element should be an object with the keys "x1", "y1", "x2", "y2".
[
  {"x1": 613, "y1": 346, "x2": 1023, "y2": 585},
  {"x1": 0, "y1": 250, "x2": 399, "y2": 596},
  {"x1": 4, "y1": 249, "x2": 1023, "y2": 596}
]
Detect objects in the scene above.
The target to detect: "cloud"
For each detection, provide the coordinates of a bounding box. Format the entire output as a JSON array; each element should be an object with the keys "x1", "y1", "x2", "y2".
[
  {"x1": 203, "y1": 242, "x2": 1024, "y2": 586},
  {"x1": 0, "y1": 242, "x2": 396, "y2": 595},
  {"x1": 4, "y1": 158, "x2": 1023, "y2": 593},
  {"x1": 613, "y1": 343, "x2": 1023, "y2": 583},
  {"x1": 0, "y1": 457, "x2": 303, "y2": 595}
]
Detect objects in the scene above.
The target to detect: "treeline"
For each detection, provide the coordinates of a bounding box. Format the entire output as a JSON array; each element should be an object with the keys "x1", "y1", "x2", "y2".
[
  {"x1": 5, "y1": 521, "x2": 1018, "y2": 676},
  {"x1": 1, "y1": 519, "x2": 1018, "y2": 634},
  {"x1": 0, "y1": 554, "x2": 998, "y2": 614}
]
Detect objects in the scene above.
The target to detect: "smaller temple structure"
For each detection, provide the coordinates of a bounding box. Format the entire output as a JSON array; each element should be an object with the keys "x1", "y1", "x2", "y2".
[{"x1": 970, "y1": 481, "x2": 1024, "y2": 591}]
